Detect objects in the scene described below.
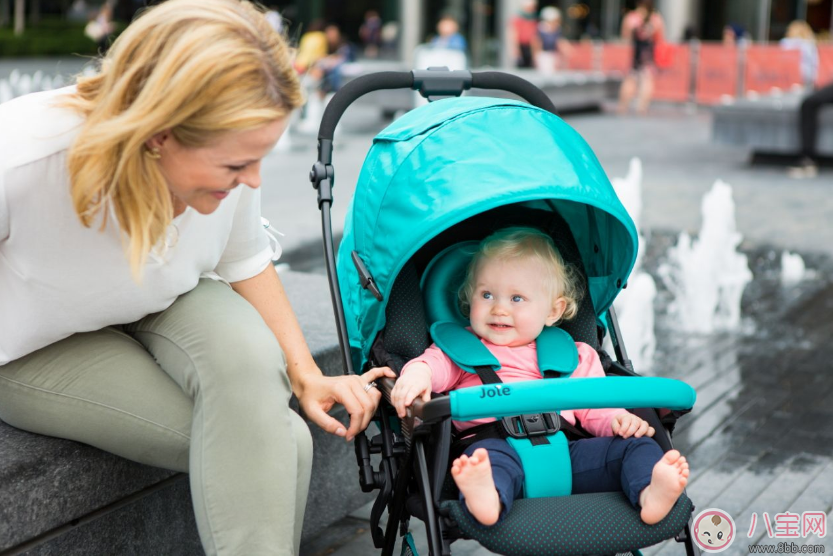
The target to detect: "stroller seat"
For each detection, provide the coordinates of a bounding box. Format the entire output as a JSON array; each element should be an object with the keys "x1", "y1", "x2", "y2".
[{"x1": 395, "y1": 233, "x2": 695, "y2": 556}]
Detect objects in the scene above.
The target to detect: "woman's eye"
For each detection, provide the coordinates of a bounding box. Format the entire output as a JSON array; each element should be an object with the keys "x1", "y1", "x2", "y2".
[
  {"x1": 512, "y1": 295, "x2": 523, "y2": 302},
  {"x1": 228, "y1": 164, "x2": 247, "y2": 172}
]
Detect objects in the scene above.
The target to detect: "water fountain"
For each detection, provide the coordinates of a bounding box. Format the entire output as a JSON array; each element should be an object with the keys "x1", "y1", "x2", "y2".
[
  {"x1": 0, "y1": 69, "x2": 70, "y2": 105},
  {"x1": 658, "y1": 180, "x2": 753, "y2": 334},
  {"x1": 609, "y1": 157, "x2": 657, "y2": 372},
  {"x1": 780, "y1": 251, "x2": 806, "y2": 286}
]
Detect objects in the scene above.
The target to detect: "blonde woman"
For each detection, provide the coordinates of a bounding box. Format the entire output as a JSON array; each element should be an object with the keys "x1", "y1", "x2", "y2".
[{"x1": 0, "y1": 1, "x2": 393, "y2": 554}]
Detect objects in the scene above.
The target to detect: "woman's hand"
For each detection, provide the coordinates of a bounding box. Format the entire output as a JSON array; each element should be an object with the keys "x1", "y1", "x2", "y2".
[
  {"x1": 390, "y1": 362, "x2": 433, "y2": 418},
  {"x1": 295, "y1": 365, "x2": 396, "y2": 442},
  {"x1": 611, "y1": 412, "x2": 655, "y2": 439}
]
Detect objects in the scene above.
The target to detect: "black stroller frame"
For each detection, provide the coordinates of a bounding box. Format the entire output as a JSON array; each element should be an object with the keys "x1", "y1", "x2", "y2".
[{"x1": 309, "y1": 68, "x2": 700, "y2": 556}]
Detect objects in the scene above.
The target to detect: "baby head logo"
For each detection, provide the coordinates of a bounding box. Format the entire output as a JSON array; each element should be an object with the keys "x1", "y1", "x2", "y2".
[{"x1": 693, "y1": 508, "x2": 735, "y2": 552}]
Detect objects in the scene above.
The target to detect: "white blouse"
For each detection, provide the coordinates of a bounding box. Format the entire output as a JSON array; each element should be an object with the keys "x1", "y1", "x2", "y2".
[{"x1": 0, "y1": 87, "x2": 280, "y2": 365}]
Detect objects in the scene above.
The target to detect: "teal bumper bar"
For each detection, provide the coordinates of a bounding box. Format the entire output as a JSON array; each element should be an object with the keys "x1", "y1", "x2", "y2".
[{"x1": 449, "y1": 377, "x2": 695, "y2": 421}]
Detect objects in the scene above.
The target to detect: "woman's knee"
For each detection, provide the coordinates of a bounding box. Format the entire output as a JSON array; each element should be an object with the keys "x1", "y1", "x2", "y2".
[{"x1": 193, "y1": 320, "x2": 289, "y2": 393}]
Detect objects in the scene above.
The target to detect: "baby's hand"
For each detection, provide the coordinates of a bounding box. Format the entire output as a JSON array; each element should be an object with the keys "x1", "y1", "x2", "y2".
[
  {"x1": 390, "y1": 362, "x2": 433, "y2": 418},
  {"x1": 611, "y1": 413, "x2": 655, "y2": 438}
]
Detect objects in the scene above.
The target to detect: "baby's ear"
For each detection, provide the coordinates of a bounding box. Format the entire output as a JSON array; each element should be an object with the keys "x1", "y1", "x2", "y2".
[{"x1": 547, "y1": 297, "x2": 567, "y2": 326}]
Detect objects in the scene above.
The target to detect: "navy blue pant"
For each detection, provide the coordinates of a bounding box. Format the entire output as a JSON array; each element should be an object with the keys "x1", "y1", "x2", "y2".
[
  {"x1": 569, "y1": 436, "x2": 664, "y2": 507},
  {"x1": 460, "y1": 435, "x2": 663, "y2": 524}
]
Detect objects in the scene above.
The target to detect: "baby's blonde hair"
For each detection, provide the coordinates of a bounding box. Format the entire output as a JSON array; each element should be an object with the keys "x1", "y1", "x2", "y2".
[
  {"x1": 458, "y1": 227, "x2": 583, "y2": 324},
  {"x1": 60, "y1": 0, "x2": 303, "y2": 279}
]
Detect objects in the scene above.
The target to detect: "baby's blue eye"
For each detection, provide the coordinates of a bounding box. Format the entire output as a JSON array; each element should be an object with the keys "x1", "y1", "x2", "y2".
[
  {"x1": 512, "y1": 295, "x2": 523, "y2": 302},
  {"x1": 482, "y1": 292, "x2": 492, "y2": 300}
]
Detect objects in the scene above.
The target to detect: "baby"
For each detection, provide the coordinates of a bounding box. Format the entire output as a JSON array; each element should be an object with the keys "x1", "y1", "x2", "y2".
[{"x1": 391, "y1": 227, "x2": 689, "y2": 526}]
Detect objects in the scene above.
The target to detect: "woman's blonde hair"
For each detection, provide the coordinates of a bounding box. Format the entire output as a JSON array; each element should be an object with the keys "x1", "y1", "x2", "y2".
[
  {"x1": 458, "y1": 227, "x2": 584, "y2": 324},
  {"x1": 61, "y1": 0, "x2": 303, "y2": 278}
]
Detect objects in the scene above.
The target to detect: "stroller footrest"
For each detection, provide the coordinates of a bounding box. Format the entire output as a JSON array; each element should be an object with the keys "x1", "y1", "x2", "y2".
[{"x1": 440, "y1": 491, "x2": 693, "y2": 556}]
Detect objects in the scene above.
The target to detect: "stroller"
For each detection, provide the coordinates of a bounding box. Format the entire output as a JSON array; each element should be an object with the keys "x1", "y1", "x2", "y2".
[{"x1": 308, "y1": 69, "x2": 698, "y2": 556}]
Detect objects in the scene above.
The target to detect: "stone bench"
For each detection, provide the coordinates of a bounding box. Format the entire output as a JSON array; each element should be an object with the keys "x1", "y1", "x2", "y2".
[
  {"x1": 711, "y1": 92, "x2": 833, "y2": 161},
  {"x1": 0, "y1": 270, "x2": 373, "y2": 555}
]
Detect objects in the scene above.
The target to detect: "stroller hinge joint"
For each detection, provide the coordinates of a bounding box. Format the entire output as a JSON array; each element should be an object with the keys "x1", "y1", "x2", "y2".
[{"x1": 352, "y1": 251, "x2": 384, "y2": 301}]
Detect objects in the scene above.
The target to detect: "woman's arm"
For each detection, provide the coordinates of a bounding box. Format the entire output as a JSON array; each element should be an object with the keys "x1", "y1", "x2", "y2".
[
  {"x1": 621, "y1": 14, "x2": 633, "y2": 41},
  {"x1": 231, "y1": 264, "x2": 395, "y2": 441}
]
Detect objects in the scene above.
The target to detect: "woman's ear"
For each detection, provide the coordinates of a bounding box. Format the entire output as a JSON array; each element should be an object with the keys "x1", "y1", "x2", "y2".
[
  {"x1": 145, "y1": 130, "x2": 171, "y2": 151},
  {"x1": 546, "y1": 297, "x2": 567, "y2": 326}
]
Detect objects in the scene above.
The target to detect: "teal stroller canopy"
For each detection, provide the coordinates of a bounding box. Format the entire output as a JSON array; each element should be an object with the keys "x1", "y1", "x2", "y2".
[{"x1": 337, "y1": 96, "x2": 639, "y2": 372}]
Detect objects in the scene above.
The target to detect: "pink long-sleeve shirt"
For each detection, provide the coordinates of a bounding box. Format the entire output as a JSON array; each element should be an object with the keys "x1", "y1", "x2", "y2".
[{"x1": 401, "y1": 337, "x2": 624, "y2": 436}]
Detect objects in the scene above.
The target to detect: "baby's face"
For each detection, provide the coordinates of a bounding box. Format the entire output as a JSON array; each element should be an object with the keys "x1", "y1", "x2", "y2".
[
  {"x1": 694, "y1": 511, "x2": 733, "y2": 551},
  {"x1": 469, "y1": 256, "x2": 563, "y2": 347}
]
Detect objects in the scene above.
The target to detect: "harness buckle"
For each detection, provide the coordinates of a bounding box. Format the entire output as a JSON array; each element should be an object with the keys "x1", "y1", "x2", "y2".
[{"x1": 501, "y1": 412, "x2": 560, "y2": 438}]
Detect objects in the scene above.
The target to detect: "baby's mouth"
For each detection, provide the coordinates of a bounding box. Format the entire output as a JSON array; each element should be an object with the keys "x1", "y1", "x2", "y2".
[{"x1": 489, "y1": 323, "x2": 512, "y2": 329}]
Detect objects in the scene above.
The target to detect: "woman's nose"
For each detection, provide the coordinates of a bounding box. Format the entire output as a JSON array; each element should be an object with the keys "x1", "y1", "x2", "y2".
[{"x1": 240, "y1": 161, "x2": 262, "y2": 189}]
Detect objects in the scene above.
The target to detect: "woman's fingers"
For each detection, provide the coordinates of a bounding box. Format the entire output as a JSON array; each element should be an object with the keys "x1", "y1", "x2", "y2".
[{"x1": 305, "y1": 403, "x2": 347, "y2": 438}]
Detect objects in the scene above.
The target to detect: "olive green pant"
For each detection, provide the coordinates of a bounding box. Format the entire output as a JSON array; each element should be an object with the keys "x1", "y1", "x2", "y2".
[{"x1": 0, "y1": 279, "x2": 312, "y2": 555}]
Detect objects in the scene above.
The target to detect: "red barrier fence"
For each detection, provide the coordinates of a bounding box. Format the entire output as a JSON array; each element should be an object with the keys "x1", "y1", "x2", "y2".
[
  {"x1": 818, "y1": 45, "x2": 833, "y2": 87},
  {"x1": 654, "y1": 44, "x2": 691, "y2": 102},
  {"x1": 566, "y1": 42, "x2": 594, "y2": 71},
  {"x1": 600, "y1": 44, "x2": 632, "y2": 75},
  {"x1": 574, "y1": 41, "x2": 830, "y2": 104},
  {"x1": 695, "y1": 44, "x2": 738, "y2": 104},
  {"x1": 744, "y1": 45, "x2": 802, "y2": 94}
]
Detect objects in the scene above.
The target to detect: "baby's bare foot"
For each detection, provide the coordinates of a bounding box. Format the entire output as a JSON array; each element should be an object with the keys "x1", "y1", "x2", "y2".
[
  {"x1": 451, "y1": 448, "x2": 501, "y2": 526},
  {"x1": 640, "y1": 449, "x2": 690, "y2": 525}
]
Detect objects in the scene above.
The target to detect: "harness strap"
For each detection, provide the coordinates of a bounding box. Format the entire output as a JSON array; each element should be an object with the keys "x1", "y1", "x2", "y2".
[{"x1": 473, "y1": 364, "x2": 501, "y2": 385}]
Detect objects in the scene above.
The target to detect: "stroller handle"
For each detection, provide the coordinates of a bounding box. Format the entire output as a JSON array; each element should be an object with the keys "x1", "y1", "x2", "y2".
[
  {"x1": 385, "y1": 376, "x2": 696, "y2": 424},
  {"x1": 317, "y1": 69, "x2": 558, "y2": 142}
]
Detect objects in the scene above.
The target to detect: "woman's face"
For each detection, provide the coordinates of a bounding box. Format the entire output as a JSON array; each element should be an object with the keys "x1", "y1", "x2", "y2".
[{"x1": 151, "y1": 118, "x2": 288, "y2": 215}]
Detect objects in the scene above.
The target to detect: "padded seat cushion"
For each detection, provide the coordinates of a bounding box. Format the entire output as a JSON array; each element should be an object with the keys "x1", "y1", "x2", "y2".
[{"x1": 441, "y1": 491, "x2": 693, "y2": 556}]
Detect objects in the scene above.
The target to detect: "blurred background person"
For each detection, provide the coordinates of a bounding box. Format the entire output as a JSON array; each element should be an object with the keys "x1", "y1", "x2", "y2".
[
  {"x1": 430, "y1": 12, "x2": 467, "y2": 53},
  {"x1": 780, "y1": 20, "x2": 819, "y2": 88},
  {"x1": 722, "y1": 22, "x2": 749, "y2": 46},
  {"x1": 380, "y1": 21, "x2": 400, "y2": 59},
  {"x1": 84, "y1": 2, "x2": 115, "y2": 54},
  {"x1": 294, "y1": 19, "x2": 327, "y2": 75},
  {"x1": 617, "y1": 0, "x2": 665, "y2": 115},
  {"x1": 359, "y1": 9, "x2": 383, "y2": 59},
  {"x1": 789, "y1": 80, "x2": 833, "y2": 178},
  {"x1": 509, "y1": 0, "x2": 540, "y2": 69},
  {"x1": 309, "y1": 23, "x2": 356, "y2": 98},
  {"x1": 535, "y1": 6, "x2": 573, "y2": 74}
]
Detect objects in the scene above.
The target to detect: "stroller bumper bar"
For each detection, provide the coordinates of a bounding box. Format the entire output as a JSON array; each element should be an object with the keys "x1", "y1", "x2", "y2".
[{"x1": 388, "y1": 376, "x2": 696, "y2": 424}]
